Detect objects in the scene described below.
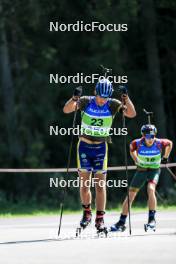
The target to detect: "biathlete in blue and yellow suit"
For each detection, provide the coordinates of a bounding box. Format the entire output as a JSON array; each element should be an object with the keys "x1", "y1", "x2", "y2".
[
  {"x1": 63, "y1": 78, "x2": 136, "y2": 231},
  {"x1": 110, "y1": 124, "x2": 173, "y2": 232}
]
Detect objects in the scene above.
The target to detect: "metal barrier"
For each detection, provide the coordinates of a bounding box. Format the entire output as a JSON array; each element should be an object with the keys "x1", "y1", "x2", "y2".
[{"x1": 0, "y1": 163, "x2": 176, "y2": 173}]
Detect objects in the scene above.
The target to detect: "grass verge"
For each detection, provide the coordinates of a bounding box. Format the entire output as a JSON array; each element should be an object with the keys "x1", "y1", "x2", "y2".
[{"x1": 0, "y1": 202, "x2": 175, "y2": 218}]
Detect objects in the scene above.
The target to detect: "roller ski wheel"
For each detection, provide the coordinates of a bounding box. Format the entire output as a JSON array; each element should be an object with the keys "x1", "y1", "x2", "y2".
[
  {"x1": 144, "y1": 221, "x2": 156, "y2": 232},
  {"x1": 97, "y1": 227, "x2": 108, "y2": 237},
  {"x1": 76, "y1": 227, "x2": 82, "y2": 237},
  {"x1": 75, "y1": 223, "x2": 89, "y2": 237},
  {"x1": 76, "y1": 210, "x2": 92, "y2": 237},
  {"x1": 95, "y1": 218, "x2": 108, "y2": 237}
]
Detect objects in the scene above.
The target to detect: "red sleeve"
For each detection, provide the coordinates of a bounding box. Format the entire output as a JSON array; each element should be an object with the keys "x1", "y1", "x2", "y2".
[
  {"x1": 160, "y1": 139, "x2": 172, "y2": 149},
  {"x1": 130, "y1": 140, "x2": 137, "y2": 152}
]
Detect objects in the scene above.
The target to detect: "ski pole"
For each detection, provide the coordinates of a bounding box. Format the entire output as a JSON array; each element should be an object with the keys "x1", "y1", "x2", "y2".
[
  {"x1": 143, "y1": 109, "x2": 153, "y2": 124},
  {"x1": 58, "y1": 89, "x2": 81, "y2": 237},
  {"x1": 120, "y1": 86, "x2": 132, "y2": 236},
  {"x1": 122, "y1": 112, "x2": 132, "y2": 235},
  {"x1": 100, "y1": 65, "x2": 112, "y2": 78},
  {"x1": 165, "y1": 166, "x2": 176, "y2": 181}
]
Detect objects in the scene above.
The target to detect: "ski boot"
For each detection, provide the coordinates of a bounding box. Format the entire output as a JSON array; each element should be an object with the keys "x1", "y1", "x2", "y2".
[
  {"x1": 95, "y1": 216, "x2": 108, "y2": 237},
  {"x1": 76, "y1": 210, "x2": 92, "y2": 237},
  {"x1": 110, "y1": 221, "x2": 126, "y2": 232},
  {"x1": 144, "y1": 220, "x2": 156, "y2": 232}
]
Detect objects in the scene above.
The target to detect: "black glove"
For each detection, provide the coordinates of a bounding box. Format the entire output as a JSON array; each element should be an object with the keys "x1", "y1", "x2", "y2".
[
  {"x1": 161, "y1": 157, "x2": 168, "y2": 164},
  {"x1": 73, "y1": 86, "x2": 82, "y2": 97},
  {"x1": 118, "y1": 85, "x2": 128, "y2": 95}
]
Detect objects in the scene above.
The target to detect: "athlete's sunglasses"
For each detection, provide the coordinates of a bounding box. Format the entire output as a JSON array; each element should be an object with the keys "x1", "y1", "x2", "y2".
[{"x1": 145, "y1": 134, "x2": 155, "y2": 139}]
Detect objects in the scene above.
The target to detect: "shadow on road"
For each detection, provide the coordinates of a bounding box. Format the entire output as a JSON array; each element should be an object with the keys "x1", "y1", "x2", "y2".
[{"x1": 0, "y1": 232, "x2": 175, "y2": 245}]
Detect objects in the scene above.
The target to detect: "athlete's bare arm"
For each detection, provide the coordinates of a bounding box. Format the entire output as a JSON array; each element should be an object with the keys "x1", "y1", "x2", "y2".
[
  {"x1": 122, "y1": 95, "x2": 136, "y2": 118},
  {"x1": 63, "y1": 97, "x2": 79, "y2": 113},
  {"x1": 163, "y1": 140, "x2": 173, "y2": 158},
  {"x1": 130, "y1": 150, "x2": 138, "y2": 163}
]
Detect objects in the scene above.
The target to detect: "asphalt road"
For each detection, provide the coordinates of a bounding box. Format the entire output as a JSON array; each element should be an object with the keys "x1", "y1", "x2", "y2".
[{"x1": 0, "y1": 211, "x2": 176, "y2": 264}]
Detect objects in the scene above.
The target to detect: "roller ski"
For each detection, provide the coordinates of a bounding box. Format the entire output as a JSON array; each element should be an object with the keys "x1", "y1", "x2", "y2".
[
  {"x1": 109, "y1": 221, "x2": 126, "y2": 232},
  {"x1": 95, "y1": 217, "x2": 108, "y2": 237},
  {"x1": 144, "y1": 220, "x2": 156, "y2": 232},
  {"x1": 76, "y1": 210, "x2": 92, "y2": 237}
]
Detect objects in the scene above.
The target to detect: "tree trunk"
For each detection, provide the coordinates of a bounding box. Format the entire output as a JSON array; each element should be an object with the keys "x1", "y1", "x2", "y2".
[
  {"x1": 140, "y1": 0, "x2": 173, "y2": 191},
  {"x1": 0, "y1": 7, "x2": 22, "y2": 165}
]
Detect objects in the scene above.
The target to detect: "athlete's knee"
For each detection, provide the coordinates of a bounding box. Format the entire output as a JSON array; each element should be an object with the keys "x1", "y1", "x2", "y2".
[
  {"x1": 80, "y1": 185, "x2": 91, "y2": 194},
  {"x1": 79, "y1": 172, "x2": 92, "y2": 193},
  {"x1": 94, "y1": 173, "x2": 106, "y2": 192},
  {"x1": 148, "y1": 189, "x2": 156, "y2": 198},
  {"x1": 95, "y1": 181, "x2": 106, "y2": 193},
  {"x1": 94, "y1": 180, "x2": 106, "y2": 193},
  {"x1": 147, "y1": 183, "x2": 156, "y2": 195},
  {"x1": 80, "y1": 179, "x2": 91, "y2": 193},
  {"x1": 126, "y1": 190, "x2": 138, "y2": 203}
]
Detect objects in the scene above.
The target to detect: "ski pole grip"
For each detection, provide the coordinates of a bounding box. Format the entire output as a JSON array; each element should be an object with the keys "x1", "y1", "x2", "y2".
[
  {"x1": 118, "y1": 85, "x2": 128, "y2": 95},
  {"x1": 73, "y1": 86, "x2": 83, "y2": 98}
]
